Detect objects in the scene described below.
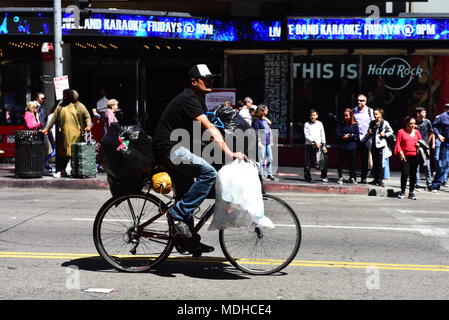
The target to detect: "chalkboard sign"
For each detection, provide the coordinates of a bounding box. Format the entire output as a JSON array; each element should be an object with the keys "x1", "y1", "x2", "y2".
[{"x1": 264, "y1": 53, "x2": 290, "y2": 138}]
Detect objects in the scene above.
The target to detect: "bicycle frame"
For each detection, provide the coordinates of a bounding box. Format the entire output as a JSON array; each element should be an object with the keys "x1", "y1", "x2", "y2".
[
  {"x1": 135, "y1": 159, "x2": 263, "y2": 241},
  {"x1": 135, "y1": 187, "x2": 215, "y2": 240}
]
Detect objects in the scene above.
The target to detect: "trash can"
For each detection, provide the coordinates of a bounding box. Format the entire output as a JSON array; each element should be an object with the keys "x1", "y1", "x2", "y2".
[{"x1": 15, "y1": 130, "x2": 44, "y2": 178}]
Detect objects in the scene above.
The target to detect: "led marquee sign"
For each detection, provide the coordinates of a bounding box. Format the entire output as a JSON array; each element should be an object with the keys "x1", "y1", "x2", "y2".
[
  {"x1": 287, "y1": 17, "x2": 449, "y2": 40},
  {"x1": 0, "y1": 11, "x2": 281, "y2": 42}
]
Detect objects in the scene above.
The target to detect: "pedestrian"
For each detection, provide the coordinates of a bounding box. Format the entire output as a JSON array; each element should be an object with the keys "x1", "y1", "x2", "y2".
[
  {"x1": 395, "y1": 116, "x2": 422, "y2": 200},
  {"x1": 234, "y1": 100, "x2": 244, "y2": 111},
  {"x1": 103, "y1": 99, "x2": 119, "y2": 133},
  {"x1": 42, "y1": 89, "x2": 91, "y2": 177},
  {"x1": 239, "y1": 97, "x2": 255, "y2": 125},
  {"x1": 23, "y1": 101, "x2": 41, "y2": 130},
  {"x1": 353, "y1": 94, "x2": 375, "y2": 184},
  {"x1": 43, "y1": 103, "x2": 58, "y2": 173},
  {"x1": 32, "y1": 92, "x2": 52, "y2": 165},
  {"x1": 32, "y1": 92, "x2": 47, "y2": 127},
  {"x1": 223, "y1": 100, "x2": 233, "y2": 109},
  {"x1": 415, "y1": 107, "x2": 435, "y2": 190},
  {"x1": 429, "y1": 103, "x2": 449, "y2": 192},
  {"x1": 252, "y1": 104, "x2": 274, "y2": 180},
  {"x1": 304, "y1": 108, "x2": 328, "y2": 183},
  {"x1": 367, "y1": 108, "x2": 394, "y2": 187},
  {"x1": 336, "y1": 108, "x2": 359, "y2": 184},
  {"x1": 153, "y1": 64, "x2": 246, "y2": 256},
  {"x1": 92, "y1": 88, "x2": 108, "y2": 119}
]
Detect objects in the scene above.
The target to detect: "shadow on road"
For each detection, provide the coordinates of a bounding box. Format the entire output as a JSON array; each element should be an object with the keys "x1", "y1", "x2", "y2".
[{"x1": 61, "y1": 256, "x2": 257, "y2": 280}]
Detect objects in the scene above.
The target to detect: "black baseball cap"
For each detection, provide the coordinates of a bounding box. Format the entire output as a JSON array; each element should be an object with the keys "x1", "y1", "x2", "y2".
[{"x1": 188, "y1": 64, "x2": 220, "y2": 79}]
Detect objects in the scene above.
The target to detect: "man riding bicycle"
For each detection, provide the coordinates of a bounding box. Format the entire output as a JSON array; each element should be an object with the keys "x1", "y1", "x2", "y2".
[{"x1": 153, "y1": 64, "x2": 246, "y2": 255}]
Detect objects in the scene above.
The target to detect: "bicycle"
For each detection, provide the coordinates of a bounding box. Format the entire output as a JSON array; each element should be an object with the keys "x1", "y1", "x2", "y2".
[{"x1": 93, "y1": 173, "x2": 301, "y2": 275}]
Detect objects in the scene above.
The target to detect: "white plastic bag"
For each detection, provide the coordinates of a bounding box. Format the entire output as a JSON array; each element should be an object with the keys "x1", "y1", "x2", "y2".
[{"x1": 208, "y1": 159, "x2": 275, "y2": 231}]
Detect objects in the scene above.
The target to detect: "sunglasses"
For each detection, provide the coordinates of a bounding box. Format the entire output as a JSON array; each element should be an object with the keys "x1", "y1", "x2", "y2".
[{"x1": 357, "y1": 99, "x2": 366, "y2": 102}]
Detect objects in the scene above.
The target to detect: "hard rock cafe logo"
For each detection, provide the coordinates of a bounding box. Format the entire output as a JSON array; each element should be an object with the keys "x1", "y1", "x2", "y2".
[{"x1": 367, "y1": 57, "x2": 424, "y2": 91}]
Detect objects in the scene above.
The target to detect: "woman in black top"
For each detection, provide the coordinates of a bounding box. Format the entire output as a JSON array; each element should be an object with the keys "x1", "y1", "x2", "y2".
[{"x1": 336, "y1": 108, "x2": 359, "y2": 184}]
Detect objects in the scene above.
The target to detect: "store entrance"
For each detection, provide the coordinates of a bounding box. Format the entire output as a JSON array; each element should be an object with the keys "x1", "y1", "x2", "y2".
[
  {"x1": 139, "y1": 61, "x2": 189, "y2": 135},
  {"x1": 0, "y1": 62, "x2": 30, "y2": 126},
  {"x1": 139, "y1": 58, "x2": 223, "y2": 136},
  {"x1": 71, "y1": 59, "x2": 137, "y2": 126}
]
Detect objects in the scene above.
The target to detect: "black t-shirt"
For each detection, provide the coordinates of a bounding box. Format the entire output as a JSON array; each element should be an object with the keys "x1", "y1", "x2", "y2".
[{"x1": 153, "y1": 87, "x2": 207, "y2": 159}]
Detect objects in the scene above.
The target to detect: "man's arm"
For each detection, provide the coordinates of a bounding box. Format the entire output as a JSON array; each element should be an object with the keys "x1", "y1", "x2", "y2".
[
  {"x1": 432, "y1": 116, "x2": 444, "y2": 141},
  {"x1": 195, "y1": 114, "x2": 246, "y2": 160}
]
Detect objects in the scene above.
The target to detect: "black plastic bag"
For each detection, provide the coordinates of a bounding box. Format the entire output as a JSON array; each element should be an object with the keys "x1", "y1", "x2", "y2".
[{"x1": 99, "y1": 123, "x2": 156, "y2": 197}]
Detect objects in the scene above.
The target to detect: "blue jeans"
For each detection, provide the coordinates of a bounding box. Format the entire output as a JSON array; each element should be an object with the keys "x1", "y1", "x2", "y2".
[
  {"x1": 44, "y1": 143, "x2": 56, "y2": 169},
  {"x1": 384, "y1": 157, "x2": 390, "y2": 179},
  {"x1": 258, "y1": 143, "x2": 273, "y2": 176},
  {"x1": 431, "y1": 141, "x2": 449, "y2": 190},
  {"x1": 164, "y1": 146, "x2": 217, "y2": 223},
  {"x1": 416, "y1": 159, "x2": 432, "y2": 187}
]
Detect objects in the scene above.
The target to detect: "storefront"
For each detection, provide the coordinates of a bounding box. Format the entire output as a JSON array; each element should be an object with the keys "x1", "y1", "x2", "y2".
[
  {"x1": 1, "y1": 9, "x2": 449, "y2": 160},
  {"x1": 0, "y1": 8, "x2": 282, "y2": 153}
]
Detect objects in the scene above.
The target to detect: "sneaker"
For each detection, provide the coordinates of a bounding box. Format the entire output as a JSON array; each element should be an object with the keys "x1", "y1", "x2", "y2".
[
  {"x1": 172, "y1": 220, "x2": 192, "y2": 238},
  {"x1": 266, "y1": 175, "x2": 275, "y2": 181},
  {"x1": 305, "y1": 177, "x2": 312, "y2": 183},
  {"x1": 398, "y1": 192, "x2": 405, "y2": 199},
  {"x1": 442, "y1": 181, "x2": 447, "y2": 187},
  {"x1": 191, "y1": 242, "x2": 215, "y2": 258},
  {"x1": 349, "y1": 178, "x2": 358, "y2": 185},
  {"x1": 337, "y1": 178, "x2": 343, "y2": 185},
  {"x1": 359, "y1": 179, "x2": 368, "y2": 184},
  {"x1": 321, "y1": 178, "x2": 329, "y2": 183},
  {"x1": 431, "y1": 189, "x2": 438, "y2": 193},
  {"x1": 408, "y1": 192, "x2": 417, "y2": 200}
]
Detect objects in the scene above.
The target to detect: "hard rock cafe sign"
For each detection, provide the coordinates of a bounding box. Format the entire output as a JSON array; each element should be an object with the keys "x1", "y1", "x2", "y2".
[{"x1": 366, "y1": 57, "x2": 424, "y2": 91}]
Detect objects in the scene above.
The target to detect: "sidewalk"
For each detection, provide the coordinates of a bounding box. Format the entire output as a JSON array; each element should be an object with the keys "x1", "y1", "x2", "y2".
[{"x1": 0, "y1": 162, "x2": 413, "y2": 196}]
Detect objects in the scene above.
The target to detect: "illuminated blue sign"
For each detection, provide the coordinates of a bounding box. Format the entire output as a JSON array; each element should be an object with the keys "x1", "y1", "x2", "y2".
[
  {"x1": 0, "y1": 11, "x2": 281, "y2": 42},
  {"x1": 287, "y1": 18, "x2": 449, "y2": 40}
]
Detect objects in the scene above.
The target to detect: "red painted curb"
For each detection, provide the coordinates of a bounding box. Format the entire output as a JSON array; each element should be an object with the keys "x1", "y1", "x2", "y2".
[{"x1": 263, "y1": 182, "x2": 368, "y2": 195}]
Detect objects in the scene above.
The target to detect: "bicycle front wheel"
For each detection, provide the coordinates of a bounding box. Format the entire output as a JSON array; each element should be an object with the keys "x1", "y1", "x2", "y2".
[
  {"x1": 93, "y1": 193, "x2": 174, "y2": 272},
  {"x1": 219, "y1": 194, "x2": 301, "y2": 275}
]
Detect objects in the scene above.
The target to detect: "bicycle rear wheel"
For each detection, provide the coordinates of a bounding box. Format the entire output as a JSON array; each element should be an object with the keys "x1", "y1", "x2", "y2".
[
  {"x1": 93, "y1": 193, "x2": 174, "y2": 272},
  {"x1": 219, "y1": 194, "x2": 301, "y2": 275}
]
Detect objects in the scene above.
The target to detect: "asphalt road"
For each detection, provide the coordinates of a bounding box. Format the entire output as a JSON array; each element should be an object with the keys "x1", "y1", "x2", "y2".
[{"x1": 0, "y1": 188, "x2": 448, "y2": 301}]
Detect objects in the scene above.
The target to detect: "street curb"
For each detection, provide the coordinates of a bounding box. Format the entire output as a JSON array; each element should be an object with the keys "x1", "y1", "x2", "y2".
[
  {"x1": 0, "y1": 176, "x2": 373, "y2": 195},
  {"x1": 264, "y1": 182, "x2": 369, "y2": 195},
  {"x1": 0, "y1": 176, "x2": 109, "y2": 190},
  {"x1": 0, "y1": 173, "x2": 399, "y2": 197}
]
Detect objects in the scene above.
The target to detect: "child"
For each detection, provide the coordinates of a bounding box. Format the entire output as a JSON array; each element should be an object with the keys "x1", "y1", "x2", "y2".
[{"x1": 304, "y1": 109, "x2": 328, "y2": 182}]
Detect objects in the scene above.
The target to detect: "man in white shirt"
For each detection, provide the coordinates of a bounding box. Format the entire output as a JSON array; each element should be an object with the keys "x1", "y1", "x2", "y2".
[
  {"x1": 33, "y1": 92, "x2": 47, "y2": 127},
  {"x1": 304, "y1": 109, "x2": 328, "y2": 183},
  {"x1": 353, "y1": 94, "x2": 374, "y2": 184},
  {"x1": 239, "y1": 97, "x2": 255, "y2": 125},
  {"x1": 92, "y1": 88, "x2": 108, "y2": 118}
]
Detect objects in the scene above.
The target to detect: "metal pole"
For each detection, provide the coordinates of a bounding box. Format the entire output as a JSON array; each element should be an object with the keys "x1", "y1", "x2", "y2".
[{"x1": 54, "y1": 0, "x2": 63, "y2": 77}]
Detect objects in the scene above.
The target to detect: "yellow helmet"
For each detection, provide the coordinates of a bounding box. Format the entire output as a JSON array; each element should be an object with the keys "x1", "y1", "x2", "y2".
[{"x1": 151, "y1": 172, "x2": 172, "y2": 194}]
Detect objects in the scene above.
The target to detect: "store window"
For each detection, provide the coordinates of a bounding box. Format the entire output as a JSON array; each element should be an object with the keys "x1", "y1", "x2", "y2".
[
  {"x1": 292, "y1": 53, "x2": 449, "y2": 143},
  {"x1": 0, "y1": 63, "x2": 29, "y2": 126},
  {"x1": 292, "y1": 55, "x2": 359, "y2": 143}
]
